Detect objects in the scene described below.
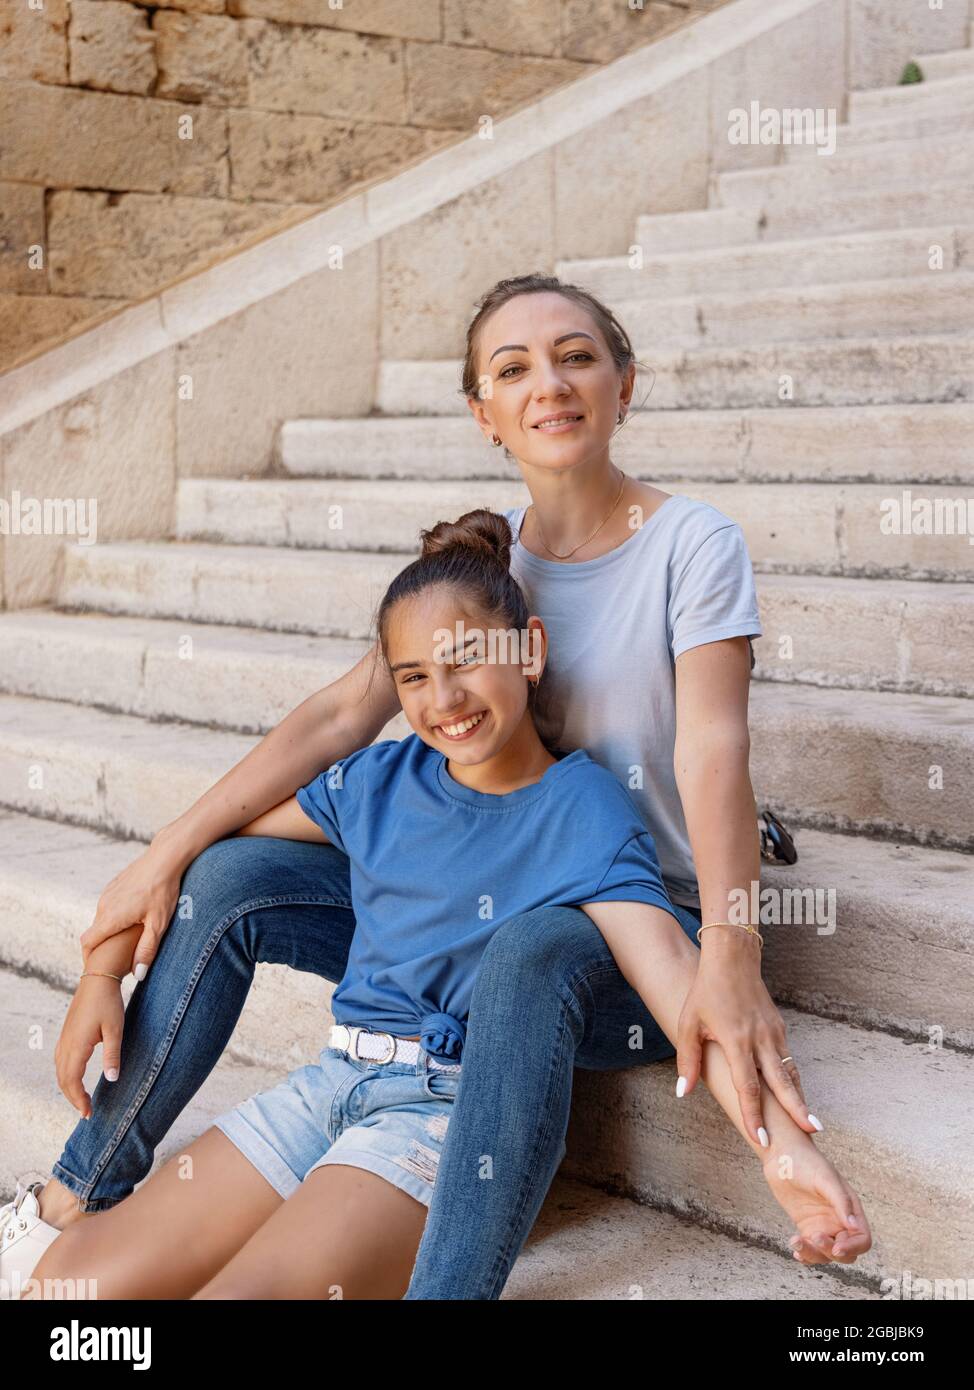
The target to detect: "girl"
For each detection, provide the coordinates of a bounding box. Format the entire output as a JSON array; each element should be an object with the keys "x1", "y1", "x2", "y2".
[
  {"x1": 8, "y1": 273, "x2": 869, "y2": 1299},
  {"x1": 21, "y1": 509, "x2": 869, "y2": 1299}
]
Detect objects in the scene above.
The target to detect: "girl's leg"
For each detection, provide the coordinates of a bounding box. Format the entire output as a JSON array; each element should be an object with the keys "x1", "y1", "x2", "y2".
[
  {"x1": 30, "y1": 1128, "x2": 284, "y2": 1300},
  {"x1": 403, "y1": 901, "x2": 701, "y2": 1300},
  {"x1": 194, "y1": 1165, "x2": 428, "y2": 1301},
  {"x1": 47, "y1": 835, "x2": 357, "y2": 1216}
]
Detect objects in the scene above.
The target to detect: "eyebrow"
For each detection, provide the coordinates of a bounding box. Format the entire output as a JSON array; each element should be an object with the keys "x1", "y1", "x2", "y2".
[
  {"x1": 390, "y1": 631, "x2": 480, "y2": 674},
  {"x1": 487, "y1": 331, "x2": 597, "y2": 365}
]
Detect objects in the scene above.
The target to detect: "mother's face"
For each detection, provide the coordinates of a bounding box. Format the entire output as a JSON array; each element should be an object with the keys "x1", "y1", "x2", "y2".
[{"x1": 467, "y1": 292, "x2": 633, "y2": 468}]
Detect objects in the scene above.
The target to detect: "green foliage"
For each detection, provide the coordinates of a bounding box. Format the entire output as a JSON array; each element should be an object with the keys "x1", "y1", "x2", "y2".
[{"x1": 898, "y1": 61, "x2": 924, "y2": 85}]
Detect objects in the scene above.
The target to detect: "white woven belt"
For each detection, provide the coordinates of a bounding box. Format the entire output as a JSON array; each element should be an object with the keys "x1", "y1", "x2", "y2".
[{"x1": 329, "y1": 1023, "x2": 462, "y2": 1071}]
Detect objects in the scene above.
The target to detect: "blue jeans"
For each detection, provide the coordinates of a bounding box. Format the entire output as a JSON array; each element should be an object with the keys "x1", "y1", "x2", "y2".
[{"x1": 51, "y1": 835, "x2": 701, "y2": 1299}]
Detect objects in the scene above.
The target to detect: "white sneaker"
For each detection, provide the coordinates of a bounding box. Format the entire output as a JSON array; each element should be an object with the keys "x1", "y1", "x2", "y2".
[{"x1": 0, "y1": 1178, "x2": 64, "y2": 1300}]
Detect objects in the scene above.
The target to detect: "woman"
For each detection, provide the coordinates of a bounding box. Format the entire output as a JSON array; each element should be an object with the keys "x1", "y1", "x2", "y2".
[{"x1": 7, "y1": 274, "x2": 857, "y2": 1298}]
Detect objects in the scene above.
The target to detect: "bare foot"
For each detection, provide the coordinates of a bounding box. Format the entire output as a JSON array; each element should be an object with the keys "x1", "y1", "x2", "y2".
[{"x1": 37, "y1": 1178, "x2": 89, "y2": 1231}]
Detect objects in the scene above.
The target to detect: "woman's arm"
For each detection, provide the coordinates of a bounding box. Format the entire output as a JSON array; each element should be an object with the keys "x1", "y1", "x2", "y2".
[
  {"x1": 234, "y1": 796, "x2": 331, "y2": 844},
  {"x1": 78, "y1": 641, "x2": 401, "y2": 968},
  {"x1": 672, "y1": 636, "x2": 818, "y2": 1144},
  {"x1": 578, "y1": 899, "x2": 871, "y2": 1265}
]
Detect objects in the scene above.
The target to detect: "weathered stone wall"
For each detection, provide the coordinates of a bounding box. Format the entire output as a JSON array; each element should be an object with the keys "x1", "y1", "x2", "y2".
[{"x1": 0, "y1": 0, "x2": 730, "y2": 369}]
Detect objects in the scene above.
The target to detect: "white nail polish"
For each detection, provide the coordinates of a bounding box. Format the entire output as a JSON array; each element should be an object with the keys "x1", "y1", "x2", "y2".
[
  {"x1": 104, "y1": 1068, "x2": 119, "y2": 1082},
  {"x1": 758, "y1": 1126, "x2": 769, "y2": 1147},
  {"x1": 807, "y1": 1113, "x2": 823, "y2": 1132},
  {"x1": 676, "y1": 1076, "x2": 687, "y2": 1098},
  {"x1": 134, "y1": 963, "x2": 147, "y2": 981}
]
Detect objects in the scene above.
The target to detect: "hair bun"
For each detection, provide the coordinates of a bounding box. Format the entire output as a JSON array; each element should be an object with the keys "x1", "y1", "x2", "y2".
[{"x1": 418, "y1": 508, "x2": 513, "y2": 568}]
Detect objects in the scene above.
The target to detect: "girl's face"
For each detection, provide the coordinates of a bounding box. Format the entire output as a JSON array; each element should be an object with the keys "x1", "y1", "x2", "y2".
[
  {"x1": 466, "y1": 291, "x2": 633, "y2": 464},
  {"x1": 385, "y1": 587, "x2": 547, "y2": 766}
]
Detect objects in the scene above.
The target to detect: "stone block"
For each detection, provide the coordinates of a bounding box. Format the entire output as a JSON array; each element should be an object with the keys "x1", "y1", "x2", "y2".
[
  {"x1": 246, "y1": 20, "x2": 408, "y2": 123},
  {"x1": 68, "y1": 0, "x2": 156, "y2": 95},
  {"x1": 228, "y1": 107, "x2": 429, "y2": 204},
  {"x1": 561, "y1": 0, "x2": 690, "y2": 63},
  {"x1": 153, "y1": 10, "x2": 248, "y2": 104},
  {"x1": 226, "y1": 0, "x2": 441, "y2": 41},
  {"x1": 0, "y1": 0, "x2": 68, "y2": 84},
  {"x1": 0, "y1": 183, "x2": 46, "y2": 294},
  {"x1": 47, "y1": 190, "x2": 298, "y2": 297},
  {"x1": 0, "y1": 80, "x2": 229, "y2": 195},
  {"x1": 405, "y1": 41, "x2": 588, "y2": 129}
]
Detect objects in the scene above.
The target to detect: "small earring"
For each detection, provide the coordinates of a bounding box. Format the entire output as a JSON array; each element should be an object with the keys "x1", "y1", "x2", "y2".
[{"x1": 490, "y1": 433, "x2": 502, "y2": 447}]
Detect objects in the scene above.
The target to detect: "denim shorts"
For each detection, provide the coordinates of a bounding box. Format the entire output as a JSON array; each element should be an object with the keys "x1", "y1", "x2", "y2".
[{"x1": 210, "y1": 1039, "x2": 462, "y2": 1210}]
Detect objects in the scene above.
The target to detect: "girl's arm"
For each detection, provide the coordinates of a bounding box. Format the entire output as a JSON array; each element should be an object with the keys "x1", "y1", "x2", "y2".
[
  {"x1": 578, "y1": 899, "x2": 871, "y2": 1264},
  {"x1": 673, "y1": 636, "x2": 818, "y2": 1145}
]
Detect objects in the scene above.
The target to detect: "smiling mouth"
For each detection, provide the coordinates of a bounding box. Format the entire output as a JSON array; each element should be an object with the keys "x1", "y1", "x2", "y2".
[
  {"x1": 434, "y1": 710, "x2": 489, "y2": 739},
  {"x1": 533, "y1": 414, "x2": 584, "y2": 431}
]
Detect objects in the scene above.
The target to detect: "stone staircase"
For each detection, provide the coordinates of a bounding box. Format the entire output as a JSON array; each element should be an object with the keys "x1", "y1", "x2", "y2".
[{"x1": 3, "y1": 36, "x2": 974, "y2": 1298}]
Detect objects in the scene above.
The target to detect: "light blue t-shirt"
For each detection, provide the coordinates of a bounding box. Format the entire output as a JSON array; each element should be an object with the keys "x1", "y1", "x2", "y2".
[
  {"x1": 296, "y1": 735, "x2": 675, "y2": 1061},
  {"x1": 501, "y1": 495, "x2": 762, "y2": 909}
]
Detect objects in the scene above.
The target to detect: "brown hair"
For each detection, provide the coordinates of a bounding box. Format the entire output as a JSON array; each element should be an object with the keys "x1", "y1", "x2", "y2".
[
  {"x1": 364, "y1": 507, "x2": 564, "y2": 755},
  {"x1": 459, "y1": 272, "x2": 648, "y2": 451}
]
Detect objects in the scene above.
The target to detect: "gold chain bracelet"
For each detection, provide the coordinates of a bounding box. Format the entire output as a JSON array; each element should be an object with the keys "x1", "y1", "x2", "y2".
[
  {"x1": 696, "y1": 921, "x2": 764, "y2": 948},
  {"x1": 80, "y1": 970, "x2": 124, "y2": 982}
]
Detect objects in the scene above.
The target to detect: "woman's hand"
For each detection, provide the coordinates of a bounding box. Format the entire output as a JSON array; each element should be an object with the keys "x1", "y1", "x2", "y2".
[
  {"x1": 54, "y1": 977, "x2": 126, "y2": 1119},
  {"x1": 79, "y1": 834, "x2": 187, "y2": 974},
  {"x1": 676, "y1": 932, "x2": 820, "y2": 1146},
  {"x1": 763, "y1": 1139, "x2": 872, "y2": 1266}
]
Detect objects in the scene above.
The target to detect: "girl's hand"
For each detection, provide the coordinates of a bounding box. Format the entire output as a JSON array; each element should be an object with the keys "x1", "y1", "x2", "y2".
[
  {"x1": 79, "y1": 837, "x2": 185, "y2": 974},
  {"x1": 762, "y1": 1140, "x2": 872, "y2": 1266},
  {"x1": 676, "y1": 935, "x2": 819, "y2": 1145},
  {"x1": 54, "y1": 977, "x2": 126, "y2": 1119}
]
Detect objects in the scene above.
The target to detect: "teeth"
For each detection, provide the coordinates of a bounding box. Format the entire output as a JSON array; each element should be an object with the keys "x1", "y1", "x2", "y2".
[
  {"x1": 536, "y1": 416, "x2": 581, "y2": 429},
  {"x1": 440, "y1": 711, "x2": 486, "y2": 737}
]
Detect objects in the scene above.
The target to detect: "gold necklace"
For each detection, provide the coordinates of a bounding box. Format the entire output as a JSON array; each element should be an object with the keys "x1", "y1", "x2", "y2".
[{"x1": 526, "y1": 468, "x2": 628, "y2": 560}]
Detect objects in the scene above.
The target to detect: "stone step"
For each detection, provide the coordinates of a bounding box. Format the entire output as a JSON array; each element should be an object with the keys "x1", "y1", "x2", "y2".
[
  {"x1": 649, "y1": 183, "x2": 974, "y2": 245},
  {"x1": 279, "y1": 404, "x2": 974, "y2": 486},
  {"x1": 717, "y1": 132, "x2": 974, "y2": 209},
  {"x1": 176, "y1": 476, "x2": 974, "y2": 582},
  {"x1": 783, "y1": 105, "x2": 974, "y2": 159},
  {"x1": 749, "y1": 682, "x2": 973, "y2": 852},
  {"x1": 564, "y1": 225, "x2": 972, "y2": 301},
  {"x1": 0, "y1": 611, "x2": 372, "y2": 735},
  {"x1": 0, "y1": 681, "x2": 969, "y2": 848},
  {"x1": 614, "y1": 272, "x2": 974, "y2": 348},
  {"x1": 848, "y1": 70, "x2": 974, "y2": 120},
  {"x1": 913, "y1": 48, "x2": 974, "y2": 82},
  {"x1": 0, "y1": 692, "x2": 260, "y2": 842},
  {"x1": 1, "y1": 808, "x2": 969, "y2": 1056},
  {"x1": 0, "y1": 969, "x2": 869, "y2": 1301},
  {"x1": 567, "y1": 1006, "x2": 974, "y2": 1279},
  {"x1": 631, "y1": 206, "x2": 762, "y2": 255},
  {"x1": 55, "y1": 544, "x2": 974, "y2": 696},
  {"x1": 753, "y1": 574, "x2": 974, "y2": 699},
  {"x1": 761, "y1": 827, "x2": 974, "y2": 1050},
  {"x1": 378, "y1": 336, "x2": 974, "y2": 415}
]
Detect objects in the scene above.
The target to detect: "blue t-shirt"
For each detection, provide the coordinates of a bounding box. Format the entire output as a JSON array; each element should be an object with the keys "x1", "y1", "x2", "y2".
[{"x1": 296, "y1": 734, "x2": 676, "y2": 1061}]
